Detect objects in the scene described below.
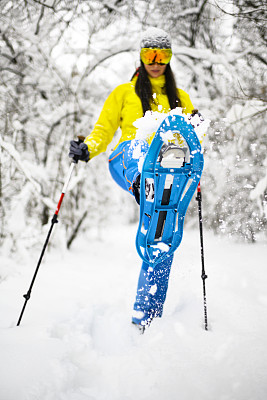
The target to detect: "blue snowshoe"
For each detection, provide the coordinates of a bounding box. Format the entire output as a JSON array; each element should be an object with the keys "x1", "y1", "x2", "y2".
[{"x1": 135, "y1": 114, "x2": 204, "y2": 266}]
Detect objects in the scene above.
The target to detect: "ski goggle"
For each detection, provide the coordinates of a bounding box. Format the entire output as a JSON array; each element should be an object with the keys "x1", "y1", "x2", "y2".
[{"x1": 140, "y1": 48, "x2": 172, "y2": 65}]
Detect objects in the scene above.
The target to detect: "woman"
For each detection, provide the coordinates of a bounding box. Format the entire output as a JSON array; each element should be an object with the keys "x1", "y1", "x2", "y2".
[{"x1": 69, "y1": 27, "x2": 196, "y2": 332}]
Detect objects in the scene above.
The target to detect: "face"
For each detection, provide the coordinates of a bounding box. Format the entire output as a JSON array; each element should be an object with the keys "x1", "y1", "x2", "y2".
[{"x1": 144, "y1": 63, "x2": 167, "y2": 78}]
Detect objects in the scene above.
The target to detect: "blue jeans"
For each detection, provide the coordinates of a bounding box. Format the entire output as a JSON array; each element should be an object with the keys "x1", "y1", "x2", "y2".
[{"x1": 109, "y1": 140, "x2": 174, "y2": 325}]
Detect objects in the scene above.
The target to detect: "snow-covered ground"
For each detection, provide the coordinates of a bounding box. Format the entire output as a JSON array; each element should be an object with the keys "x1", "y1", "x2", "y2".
[{"x1": 0, "y1": 224, "x2": 266, "y2": 400}]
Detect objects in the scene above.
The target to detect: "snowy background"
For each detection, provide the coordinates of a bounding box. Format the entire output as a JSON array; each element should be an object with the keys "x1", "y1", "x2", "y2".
[{"x1": 0, "y1": 1, "x2": 267, "y2": 399}]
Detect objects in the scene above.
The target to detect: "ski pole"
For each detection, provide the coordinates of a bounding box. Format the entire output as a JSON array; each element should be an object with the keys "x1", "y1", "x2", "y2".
[
  {"x1": 196, "y1": 182, "x2": 208, "y2": 331},
  {"x1": 17, "y1": 136, "x2": 85, "y2": 326}
]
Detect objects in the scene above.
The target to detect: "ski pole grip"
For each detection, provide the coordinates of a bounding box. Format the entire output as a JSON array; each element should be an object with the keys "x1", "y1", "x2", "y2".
[
  {"x1": 77, "y1": 135, "x2": 85, "y2": 143},
  {"x1": 71, "y1": 135, "x2": 87, "y2": 164}
]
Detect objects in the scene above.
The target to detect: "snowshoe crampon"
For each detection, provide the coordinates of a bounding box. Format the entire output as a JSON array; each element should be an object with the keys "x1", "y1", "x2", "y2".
[{"x1": 135, "y1": 114, "x2": 204, "y2": 266}]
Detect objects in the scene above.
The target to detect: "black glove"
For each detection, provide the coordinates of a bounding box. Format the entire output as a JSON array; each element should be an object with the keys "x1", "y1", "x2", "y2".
[{"x1": 69, "y1": 140, "x2": 90, "y2": 163}]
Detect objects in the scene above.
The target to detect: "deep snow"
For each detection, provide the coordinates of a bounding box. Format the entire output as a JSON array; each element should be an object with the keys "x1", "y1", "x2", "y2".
[{"x1": 0, "y1": 224, "x2": 267, "y2": 400}]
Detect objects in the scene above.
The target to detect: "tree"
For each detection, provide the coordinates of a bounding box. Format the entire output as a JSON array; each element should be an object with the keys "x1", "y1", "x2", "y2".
[
  {"x1": 0, "y1": 0, "x2": 133, "y2": 252},
  {"x1": 203, "y1": 0, "x2": 267, "y2": 241},
  {"x1": 1, "y1": 0, "x2": 266, "y2": 255}
]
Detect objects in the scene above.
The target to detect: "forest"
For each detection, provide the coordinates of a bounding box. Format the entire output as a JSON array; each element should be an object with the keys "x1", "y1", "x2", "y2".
[{"x1": 0, "y1": 0, "x2": 266, "y2": 254}]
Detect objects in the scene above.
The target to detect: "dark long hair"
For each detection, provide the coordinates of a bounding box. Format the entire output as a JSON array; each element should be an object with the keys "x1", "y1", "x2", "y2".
[{"x1": 132, "y1": 62, "x2": 181, "y2": 115}]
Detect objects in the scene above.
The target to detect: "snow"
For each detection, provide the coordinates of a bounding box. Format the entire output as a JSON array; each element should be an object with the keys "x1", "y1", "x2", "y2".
[
  {"x1": 0, "y1": 224, "x2": 267, "y2": 400},
  {"x1": 133, "y1": 108, "x2": 210, "y2": 145}
]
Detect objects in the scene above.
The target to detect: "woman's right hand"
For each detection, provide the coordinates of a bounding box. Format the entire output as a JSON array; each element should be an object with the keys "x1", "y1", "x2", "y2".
[{"x1": 69, "y1": 140, "x2": 90, "y2": 163}]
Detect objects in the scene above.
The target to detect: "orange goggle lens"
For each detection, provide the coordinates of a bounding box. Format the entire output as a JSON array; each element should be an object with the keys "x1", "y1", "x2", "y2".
[{"x1": 140, "y1": 48, "x2": 172, "y2": 65}]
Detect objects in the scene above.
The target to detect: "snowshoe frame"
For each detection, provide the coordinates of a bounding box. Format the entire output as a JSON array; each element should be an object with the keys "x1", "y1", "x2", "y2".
[{"x1": 135, "y1": 114, "x2": 204, "y2": 266}]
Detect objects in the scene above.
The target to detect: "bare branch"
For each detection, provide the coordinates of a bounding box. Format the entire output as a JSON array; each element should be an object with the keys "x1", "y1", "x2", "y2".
[
  {"x1": 0, "y1": 52, "x2": 18, "y2": 64},
  {"x1": 169, "y1": 0, "x2": 209, "y2": 18},
  {"x1": 236, "y1": 80, "x2": 267, "y2": 103},
  {"x1": 35, "y1": 4, "x2": 45, "y2": 35},
  {"x1": 43, "y1": 111, "x2": 78, "y2": 165},
  {"x1": 0, "y1": 67, "x2": 25, "y2": 78},
  {"x1": 1, "y1": 32, "x2": 16, "y2": 55},
  {"x1": 230, "y1": 107, "x2": 267, "y2": 124},
  {"x1": 252, "y1": 52, "x2": 267, "y2": 66},
  {"x1": 67, "y1": 210, "x2": 88, "y2": 249},
  {"x1": 102, "y1": 1, "x2": 125, "y2": 16},
  {"x1": 30, "y1": 0, "x2": 56, "y2": 11},
  {"x1": 214, "y1": 1, "x2": 267, "y2": 21}
]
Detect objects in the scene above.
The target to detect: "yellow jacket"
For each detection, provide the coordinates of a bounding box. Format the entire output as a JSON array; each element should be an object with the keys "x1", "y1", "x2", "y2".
[{"x1": 85, "y1": 75, "x2": 194, "y2": 159}]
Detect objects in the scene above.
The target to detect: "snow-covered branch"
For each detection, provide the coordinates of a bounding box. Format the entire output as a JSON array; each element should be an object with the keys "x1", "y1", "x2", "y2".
[
  {"x1": 76, "y1": 48, "x2": 133, "y2": 93},
  {"x1": 250, "y1": 174, "x2": 267, "y2": 202},
  {"x1": 172, "y1": 0, "x2": 208, "y2": 18},
  {"x1": 0, "y1": 136, "x2": 55, "y2": 210},
  {"x1": 173, "y1": 45, "x2": 263, "y2": 67}
]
